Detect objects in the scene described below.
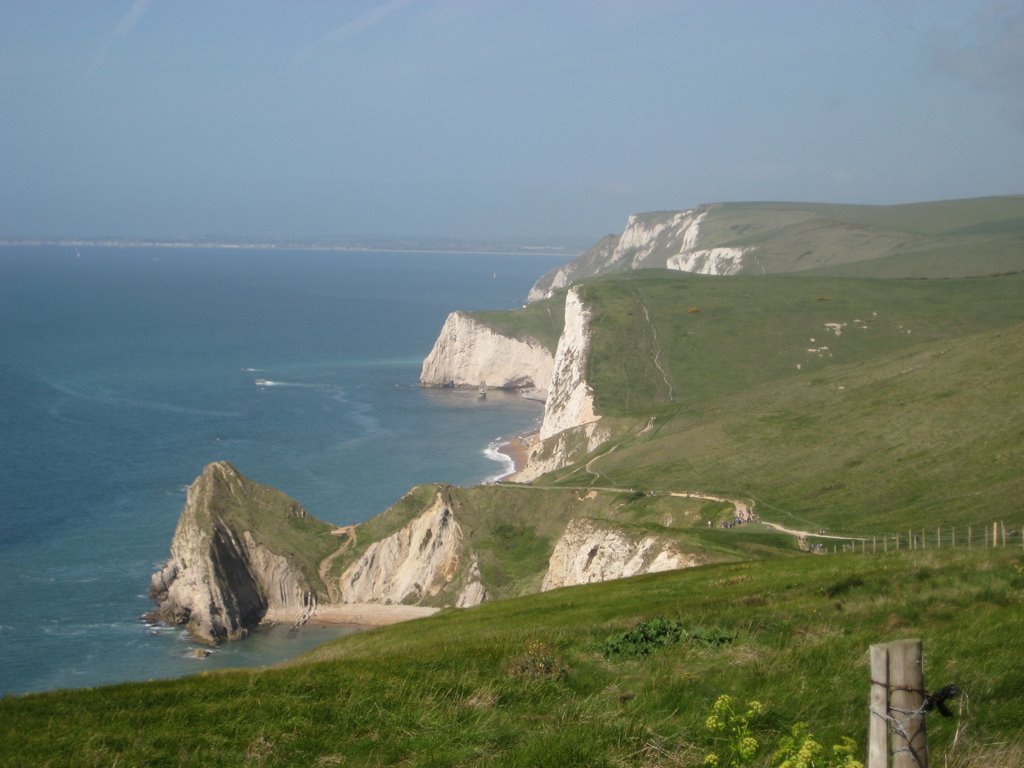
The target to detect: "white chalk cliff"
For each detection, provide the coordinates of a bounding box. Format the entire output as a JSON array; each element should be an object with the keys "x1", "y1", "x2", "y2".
[
  {"x1": 538, "y1": 287, "x2": 598, "y2": 441},
  {"x1": 418, "y1": 284, "x2": 606, "y2": 480},
  {"x1": 528, "y1": 207, "x2": 753, "y2": 302},
  {"x1": 338, "y1": 490, "x2": 483, "y2": 606},
  {"x1": 541, "y1": 518, "x2": 701, "y2": 591},
  {"x1": 420, "y1": 311, "x2": 554, "y2": 397}
]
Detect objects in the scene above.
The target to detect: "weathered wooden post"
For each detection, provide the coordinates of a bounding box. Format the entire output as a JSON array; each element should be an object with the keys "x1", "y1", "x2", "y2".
[
  {"x1": 890, "y1": 639, "x2": 928, "y2": 768},
  {"x1": 869, "y1": 639, "x2": 929, "y2": 767},
  {"x1": 869, "y1": 644, "x2": 889, "y2": 768}
]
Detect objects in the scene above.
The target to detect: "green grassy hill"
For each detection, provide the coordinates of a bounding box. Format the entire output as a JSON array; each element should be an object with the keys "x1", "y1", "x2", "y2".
[
  {"x1": 530, "y1": 271, "x2": 1024, "y2": 534},
  {"x1": 529, "y1": 197, "x2": 1024, "y2": 300},
  {"x1": 3, "y1": 549, "x2": 1021, "y2": 766},
  {"x1": 696, "y1": 197, "x2": 1024, "y2": 277}
]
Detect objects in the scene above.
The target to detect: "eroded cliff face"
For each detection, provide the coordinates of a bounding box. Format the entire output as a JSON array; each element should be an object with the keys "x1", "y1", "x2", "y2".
[
  {"x1": 527, "y1": 207, "x2": 752, "y2": 302},
  {"x1": 538, "y1": 287, "x2": 598, "y2": 441},
  {"x1": 419, "y1": 311, "x2": 554, "y2": 397},
  {"x1": 149, "y1": 462, "x2": 321, "y2": 644},
  {"x1": 527, "y1": 234, "x2": 620, "y2": 303},
  {"x1": 338, "y1": 490, "x2": 483, "y2": 606},
  {"x1": 541, "y1": 518, "x2": 701, "y2": 591}
]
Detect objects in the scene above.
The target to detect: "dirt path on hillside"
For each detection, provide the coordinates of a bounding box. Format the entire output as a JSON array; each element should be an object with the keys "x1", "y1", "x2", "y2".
[
  {"x1": 635, "y1": 290, "x2": 675, "y2": 403},
  {"x1": 760, "y1": 521, "x2": 866, "y2": 542},
  {"x1": 495, "y1": 481, "x2": 868, "y2": 543},
  {"x1": 319, "y1": 525, "x2": 357, "y2": 601}
]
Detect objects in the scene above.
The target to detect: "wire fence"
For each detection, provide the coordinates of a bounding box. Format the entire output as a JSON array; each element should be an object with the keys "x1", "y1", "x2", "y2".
[{"x1": 811, "y1": 521, "x2": 1023, "y2": 555}]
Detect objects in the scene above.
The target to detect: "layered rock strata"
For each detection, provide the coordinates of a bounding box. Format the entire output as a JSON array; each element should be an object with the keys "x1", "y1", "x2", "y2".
[
  {"x1": 338, "y1": 489, "x2": 483, "y2": 607},
  {"x1": 542, "y1": 518, "x2": 700, "y2": 591},
  {"x1": 149, "y1": 462, "x2": 325, "y2": 644}
]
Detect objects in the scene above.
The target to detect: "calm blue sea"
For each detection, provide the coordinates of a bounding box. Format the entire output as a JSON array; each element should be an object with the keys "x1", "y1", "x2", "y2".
[{"x1": 0, "y1": 246, "x2": 565, "y2": 695}]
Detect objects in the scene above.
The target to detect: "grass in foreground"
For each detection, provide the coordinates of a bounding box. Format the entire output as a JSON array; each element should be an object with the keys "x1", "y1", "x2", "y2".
[{"x1": 3, "y1": 548, "x2": 1022, "y2": 767}]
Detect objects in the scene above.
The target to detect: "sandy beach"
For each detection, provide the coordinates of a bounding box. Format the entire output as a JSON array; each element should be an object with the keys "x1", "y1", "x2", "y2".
[
  {"x1": 262, "y1": 603, "x2": 439, "y2": 630},
  {"x1": 496, "y1": 431, "x2": 537, "y2": 479},
  {"x1": 259, "y1": 432, "x2": 539, "y2": 634}
]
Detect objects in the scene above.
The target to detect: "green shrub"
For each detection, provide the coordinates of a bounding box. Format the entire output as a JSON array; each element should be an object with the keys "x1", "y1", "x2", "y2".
[{"x1": 601, "y1": 618, "x2": 734, "y2": 659}]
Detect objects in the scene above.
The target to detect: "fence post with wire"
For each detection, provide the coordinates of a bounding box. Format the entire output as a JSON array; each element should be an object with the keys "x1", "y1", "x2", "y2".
[{"x1": 869, "y1": 639, "x2": 928, "y2": 768}]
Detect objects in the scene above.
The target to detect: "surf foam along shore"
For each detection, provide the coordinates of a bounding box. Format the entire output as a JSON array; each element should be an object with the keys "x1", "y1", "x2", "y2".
[{"x1": 483, "y1": 428, "x2": 537, "y2": 482}]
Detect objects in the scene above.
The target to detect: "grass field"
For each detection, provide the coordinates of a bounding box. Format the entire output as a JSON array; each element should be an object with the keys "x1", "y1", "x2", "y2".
[
  {"x1": 3, "y1": 549, "x2": 1021, "y2": 766},
  {"x1": 541, "y1": 197, "x2": 1024, "y2": 290},
  {"x1": 510, "y1": 271, "x2": 1024, "y2": 536}
]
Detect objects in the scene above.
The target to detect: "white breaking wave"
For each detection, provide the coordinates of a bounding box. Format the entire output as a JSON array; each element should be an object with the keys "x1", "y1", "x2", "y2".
[{"x1": 482, "y1": 440, "x2": 515, "y2": 482}]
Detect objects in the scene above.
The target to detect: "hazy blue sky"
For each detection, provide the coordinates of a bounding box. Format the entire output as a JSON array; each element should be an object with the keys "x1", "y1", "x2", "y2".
[{"x1": 2, "y1": 1, "x2": 1022, "y2": 241}]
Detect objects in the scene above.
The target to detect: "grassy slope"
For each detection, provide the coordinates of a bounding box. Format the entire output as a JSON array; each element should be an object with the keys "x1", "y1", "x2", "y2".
[
  {"x1": 537, "y1": 271, "x2": 1024, "y2": 532},
  {"x1": 3, "y1": 549, "x2": 1021, "y2": 766},
  {"x1": 562, "y1": 197, "x2": 1024, "y2": 280},
  {"x1": 558, "y1": 321, "x2": 1024, "y2": 532},
  {"x1": 696, "y1": 197, "x2": 1024, "y2": 277},
  {"x1": 579, "y1": 270, "x2": 1024, "y2": 415},
  {"x1": 469, "y1": 292, "x2": 567, "y2": 351}
]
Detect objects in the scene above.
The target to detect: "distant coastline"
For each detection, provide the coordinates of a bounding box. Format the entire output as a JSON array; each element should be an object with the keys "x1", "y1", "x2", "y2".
[{"x1": 0, "y1": 237, "x2": 581, "y2": 258}]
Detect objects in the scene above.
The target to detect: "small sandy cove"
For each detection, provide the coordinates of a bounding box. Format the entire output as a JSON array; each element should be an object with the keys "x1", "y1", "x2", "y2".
[
  {"x1": 263, "y1": 603, "x2": 439, "y2": 630},
  {"x1": 260, "y1": 431, "x2": 540, "y2": 633},
  {"x1": 496, "y1": 431, "x2": 537, "y2": 480}
]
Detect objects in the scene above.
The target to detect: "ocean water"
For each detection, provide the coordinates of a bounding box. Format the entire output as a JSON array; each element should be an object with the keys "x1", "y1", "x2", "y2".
[{"x1": 0, "y1": 246, "x2": 565, "y2": 694}]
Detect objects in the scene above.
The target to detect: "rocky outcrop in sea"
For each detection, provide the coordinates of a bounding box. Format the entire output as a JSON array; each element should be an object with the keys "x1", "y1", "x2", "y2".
[{"x1": 148, "y1": 462, "x2": 326, "y2": 643}]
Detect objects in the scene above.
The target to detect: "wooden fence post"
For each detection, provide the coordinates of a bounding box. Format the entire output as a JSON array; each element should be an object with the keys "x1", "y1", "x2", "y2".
[
  {"x1": 869, "y1": 639, "x2": 930, "y2": 767},
  {"x1": 869, "y1": 644, "x2": 889, "y2": 768},
  {"x1": 890, "y1": 639, "x2": 928, "y2": 768}
]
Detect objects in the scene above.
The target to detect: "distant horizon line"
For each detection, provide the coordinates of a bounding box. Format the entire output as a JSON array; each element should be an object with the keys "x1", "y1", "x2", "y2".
[{"x1": 0, "y1": 235, "x2": 585, "y2": 257}]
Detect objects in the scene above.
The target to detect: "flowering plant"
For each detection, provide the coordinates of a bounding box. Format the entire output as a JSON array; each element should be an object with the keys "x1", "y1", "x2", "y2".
[
  {"x1": 772, "y1": 722, "x2": 864, "y2": 768},
  {"x1": 703, "y1": 694, "x2": 764, "y2": 767}
]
